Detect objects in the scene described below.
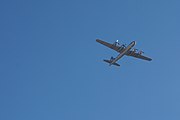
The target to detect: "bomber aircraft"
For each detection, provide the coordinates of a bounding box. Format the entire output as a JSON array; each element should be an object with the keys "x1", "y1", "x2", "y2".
[{"x1": 96, "y1": 39, "x2": 152, "y2": 66}]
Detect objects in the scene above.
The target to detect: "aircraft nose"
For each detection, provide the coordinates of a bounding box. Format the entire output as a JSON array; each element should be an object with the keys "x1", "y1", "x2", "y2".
[{"x1": 133, "y1": 41, "x2": 136, "y2": 45}]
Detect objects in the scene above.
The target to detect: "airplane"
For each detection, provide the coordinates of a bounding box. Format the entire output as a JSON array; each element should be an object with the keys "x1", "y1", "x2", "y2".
[{"x1": 96, "y1": 39, "x2": 152, "y2": 66}]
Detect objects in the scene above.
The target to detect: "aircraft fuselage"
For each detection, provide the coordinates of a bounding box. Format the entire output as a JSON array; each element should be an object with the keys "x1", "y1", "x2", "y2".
[{"x1": 110, "y1": 41, "x2": 136, "y2": 65}]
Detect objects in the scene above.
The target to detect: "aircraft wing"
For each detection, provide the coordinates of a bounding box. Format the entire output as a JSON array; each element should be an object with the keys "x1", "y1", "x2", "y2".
[
  {"x1": 96, "y1": 39, "x2": 124, "y2": 53},
  {"x1": 96, "y1": 39, "x2": 152, "y2": 61},
  {"x1": 126, "y1": 51, "x2": 152, "y2": 61}
]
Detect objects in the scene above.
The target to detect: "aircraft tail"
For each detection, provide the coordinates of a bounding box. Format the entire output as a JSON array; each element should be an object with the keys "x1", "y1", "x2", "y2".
[{"x1": 103, "y1": 59, "x2": 120, "y2": 66}]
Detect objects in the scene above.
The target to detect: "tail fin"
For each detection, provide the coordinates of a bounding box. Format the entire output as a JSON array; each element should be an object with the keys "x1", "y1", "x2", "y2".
[{"x1": 103, "y1": 59, "x2": 120, "y2": 66}]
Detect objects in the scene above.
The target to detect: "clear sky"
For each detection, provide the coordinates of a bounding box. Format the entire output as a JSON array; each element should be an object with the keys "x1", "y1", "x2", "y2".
[{"x1": 0, "y1": 0, "x2": 180, "y2": 120}]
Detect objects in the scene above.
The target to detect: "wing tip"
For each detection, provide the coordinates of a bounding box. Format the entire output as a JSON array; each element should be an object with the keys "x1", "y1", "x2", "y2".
[
  {"x1": 96, "y1": 39, "x2": 101, "y2": 42},
  {"x1": 148, "y1": 57, "x2": 152, "y2": 61}
]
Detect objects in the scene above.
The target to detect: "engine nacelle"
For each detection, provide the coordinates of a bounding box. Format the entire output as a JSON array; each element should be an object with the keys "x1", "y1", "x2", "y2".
[
  {"x1": 138, "y1": 51, "x2": 144, "y2": 55},
  {"x1": 113, "y1": 40, "x2": 120, "y2": 46},
  {"x1": 132, "y1": 48, "x2": 138, "y2": 52}
]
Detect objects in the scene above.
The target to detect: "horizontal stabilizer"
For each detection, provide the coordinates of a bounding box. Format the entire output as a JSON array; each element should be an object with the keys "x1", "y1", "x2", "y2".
[{"x1": 103, "y1": 60, "x2": 120, "y2": 66}]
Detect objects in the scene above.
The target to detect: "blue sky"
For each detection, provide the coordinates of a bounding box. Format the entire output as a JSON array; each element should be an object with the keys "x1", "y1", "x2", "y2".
[{"x1": 0, "y1": 0, "x2": 180, "y2": 120}]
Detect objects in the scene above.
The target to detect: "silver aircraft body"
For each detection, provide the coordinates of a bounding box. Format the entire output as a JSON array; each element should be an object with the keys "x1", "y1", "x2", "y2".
[{"x1": 96, "y1": 39, "x2": 152, "y2": 66}]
